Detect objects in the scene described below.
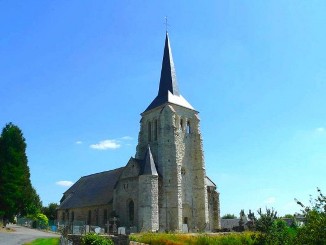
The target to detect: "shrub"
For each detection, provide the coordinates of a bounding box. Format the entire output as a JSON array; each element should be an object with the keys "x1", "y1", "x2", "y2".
[
  {"x1": 130, "y1": 232, "x2": 256, "y2": 245},
  {"x1": 81, "y1": 233, "x2": 113, "y2": 245}
]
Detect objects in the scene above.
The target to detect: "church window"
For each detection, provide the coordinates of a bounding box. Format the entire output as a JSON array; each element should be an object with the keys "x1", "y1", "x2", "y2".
[
  {"x1": 181, "y1": 167, "x2": 186, "y2": 175},
  {"x1": 148, "y1": 121, "x2": 152, "y2": 142},
  {"x1": 186, "y1": 121, "x2": 191, "y2": 134},
  {"x1": 87, "y1": 210, "x2": 91, "y2": 225},
  {"x1": 180, "y1": 119, "x2": 184, "y2": 130},
  {"x1": 95, "y1": 209, "x2": 99, "y2": 225},
  {"x1": 154, "y1": 119, "x2": 158, "y2": 141},
  {"x1": 71, "y1": 211, "x2": 74, "y2": 222},
  {"x1": 129, "y1": 200, "x2": 134, "y2": 222},
  {"x1": 103, "y1": 209, "x2": 108, "y2": 226}
]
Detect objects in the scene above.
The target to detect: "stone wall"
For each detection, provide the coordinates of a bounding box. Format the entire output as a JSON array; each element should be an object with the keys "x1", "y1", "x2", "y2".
[
  {"x1": 135, "y1": 103, "x2": 212, "y2": 232},
  {"x1": 57, "y1": 204, "x2": 112, "y2": 228},
  {"x1": 138, "y1": 175, "x2": 159, "y2": 232}
]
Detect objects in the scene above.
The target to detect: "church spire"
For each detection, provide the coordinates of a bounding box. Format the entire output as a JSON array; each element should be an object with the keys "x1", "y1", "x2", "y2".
[
  {"x1": 158, "y1": 32, "x2": 180, "y2": 97},
  {"x1": 144, "y1": 33, "x2": 194, "y2": 112}
]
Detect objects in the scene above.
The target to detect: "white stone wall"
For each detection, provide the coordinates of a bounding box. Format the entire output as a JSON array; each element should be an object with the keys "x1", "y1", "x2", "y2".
[
  {"x1": 138, "y1": 175, "x2": 159, "y2": 231},
  {"x1": 135, "y1": 102, "x2": 214, "y2": 232}
]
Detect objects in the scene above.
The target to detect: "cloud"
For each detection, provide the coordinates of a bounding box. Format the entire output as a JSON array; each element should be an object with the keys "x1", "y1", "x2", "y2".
[
  {"x1": 315, "y1": 127, "x2": 325, "y2": 133},
  {"x1": 90, "y1": 139, "x2": 121, "y2": 150},
  {"x1": 56, "y1": 181, "x2": 74, "y2": 187},
  {"x1": 75, "y1": 141, "x2": 83, "y2": 144},
  {"x1": 264, "y1": 196, "x2": 276, "y2": 205},
  {"x1": 120, "y1": 136, "x2": 133, "y2": 140}
]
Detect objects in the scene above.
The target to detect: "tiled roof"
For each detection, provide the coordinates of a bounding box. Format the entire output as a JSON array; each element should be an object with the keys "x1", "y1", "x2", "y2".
[{"x1": 58, "y1": 167, "x2": 124, "y2": 209}]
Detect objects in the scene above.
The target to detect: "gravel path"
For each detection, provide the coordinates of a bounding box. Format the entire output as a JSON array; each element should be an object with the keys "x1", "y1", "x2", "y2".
[{"x1": 0, "y1": 224, "x2": 60, "y2": 245}]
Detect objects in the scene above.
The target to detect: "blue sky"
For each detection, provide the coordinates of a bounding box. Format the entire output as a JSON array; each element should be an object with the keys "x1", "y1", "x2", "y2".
[{"x1": 1, "y1": 1, "x2": 326, "y2": 217}]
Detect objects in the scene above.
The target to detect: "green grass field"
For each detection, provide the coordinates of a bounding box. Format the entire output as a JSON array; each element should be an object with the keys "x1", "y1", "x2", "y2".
[{"x1": 24, "y1": 237, "x2": 60, "y2": 245}]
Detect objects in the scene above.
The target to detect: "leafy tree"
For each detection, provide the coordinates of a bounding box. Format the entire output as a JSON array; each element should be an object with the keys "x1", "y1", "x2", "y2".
[
  {"x1": 251, "y1": 208, "x2": 296, "y2": 244},
  {"x1": 42, "y1": 203, "x2": 58, "y2": 220},
  {"x1": 222, "y1": 213, "x2": 237, "y2": 219},
  {"x1": 295, "y1": 188, "x2": 326, "y2": 244},
  {"x1": 255, "y1": 207, "x2": 278, "y2": 233},
  {"x1": 0, "y1": 123, "x2": 41, "y2": 222}
]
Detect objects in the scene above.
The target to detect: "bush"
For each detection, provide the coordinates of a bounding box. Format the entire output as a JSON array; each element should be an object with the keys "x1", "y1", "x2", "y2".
[
  {"x1": 129, "y1": 232, "x2": 256, "y2": 245},
  {"x1": 295, "y1": 188, "x2": 326, "y2": 244},
  {"x1": 81, "y1": 233, "x2": 113, "y2": 245}
]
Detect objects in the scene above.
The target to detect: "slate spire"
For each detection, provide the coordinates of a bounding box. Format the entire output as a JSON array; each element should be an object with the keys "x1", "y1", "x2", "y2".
[
  {"x1": 142, "y1": 145, "x2": 158, "y2": 175},
  {"x1": 158, "y1": 32, "x2": 180, "y2": 97},
  {"x1": 144, "y1": 33, "x2": 194, "y2": 112}
]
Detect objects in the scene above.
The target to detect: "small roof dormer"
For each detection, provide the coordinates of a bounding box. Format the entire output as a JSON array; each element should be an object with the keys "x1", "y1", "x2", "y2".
[{"x1": 144, "y1": 33, "x2": 194, "y2": 113}]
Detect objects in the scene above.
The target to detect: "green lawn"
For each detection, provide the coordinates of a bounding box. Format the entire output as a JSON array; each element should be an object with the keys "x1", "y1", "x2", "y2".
[{"x1": 24, "y1": 237, "x2": 60, "y2": 245}]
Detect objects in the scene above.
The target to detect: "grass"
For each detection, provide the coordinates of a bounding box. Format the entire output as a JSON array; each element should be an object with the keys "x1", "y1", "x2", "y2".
[
  {"x1": 24, "y1": 237, "x2": 60, "y2": 245},
  {"x1": 130, "y1": 232, "x2": 257, "y2": 245}
]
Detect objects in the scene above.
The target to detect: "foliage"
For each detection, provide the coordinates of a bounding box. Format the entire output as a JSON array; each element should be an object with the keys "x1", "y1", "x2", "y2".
[
  {"x1": 130, "y1": 232, "x2": 256, "y2": 245},
  {"x1": 0, "y1": 123, "x2": 42, "y2": 222},
  {"x1": 23, "y1": 237, "x2": 59, "y2": 245},
  {"x1": 222, "y1": 213, "x2": 237, "y2": 219},
  {"x1": 255, "y1": 207, "x2": 277, "y2": 233},
  {"x1": 42, "y1": 203, "x2": 58, "y2": 220},
  {"x1": 295, "y1": 188, "x2": 326, "y2": 244},
  {"x1": 26, "y1": 213, "x2": 49, "y2": 229},
  {"x1": 253, "y1": 219, "x2": 297, "y2": 245},
  {"x1": 81, "y1": 233, "x2": 113, "y2": 245}
]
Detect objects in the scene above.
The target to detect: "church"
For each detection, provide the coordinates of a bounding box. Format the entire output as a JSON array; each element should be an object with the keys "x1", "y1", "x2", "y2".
[{"x1": 57, "y1": 33, "x2": 220, "y2": 232}]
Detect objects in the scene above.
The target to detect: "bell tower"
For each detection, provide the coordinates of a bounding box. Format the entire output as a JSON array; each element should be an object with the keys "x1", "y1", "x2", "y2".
[{"x1": 136, "y1": 33, "x2": 209, "y2": 231}]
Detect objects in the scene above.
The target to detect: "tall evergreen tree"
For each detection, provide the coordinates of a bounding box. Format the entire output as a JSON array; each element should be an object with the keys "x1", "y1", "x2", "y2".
[{"x1": 0, "y1": 123, "x2": 41, "y2": 222}]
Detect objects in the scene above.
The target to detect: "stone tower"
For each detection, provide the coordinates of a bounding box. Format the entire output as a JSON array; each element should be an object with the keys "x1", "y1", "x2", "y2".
[
  {"x1": 138, "y1": 145, "x2": 159, "y2": 231},
  {"x1": 136, "y1": 33, "x2": 209, "y2": 232}
]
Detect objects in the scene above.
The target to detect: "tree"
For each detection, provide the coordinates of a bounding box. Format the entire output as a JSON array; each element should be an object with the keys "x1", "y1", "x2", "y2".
[
  {"x1": 0, "y1": 123, "x2": 41, "y2": 222},
  {"x1": 42, "y1": 203, "x2": 58, "y2": 220},
  {"x1": 255, "y1": 207, "x2": 278, "y2": 233},
  {"x1": 295, "y1": 188, "x2": 326, "y2": 244},
  {"x1": 221, "y1": 213, "x2": 237, "y2": 219}
]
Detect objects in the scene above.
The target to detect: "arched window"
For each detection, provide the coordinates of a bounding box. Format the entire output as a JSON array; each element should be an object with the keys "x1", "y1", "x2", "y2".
[
  {"x1": 71, "y1": 211, "x2": 74, "y2": 222},
  {"x1": 186, "y1": 121, "x2": 191, "y2": 134},
  {"x1": 154, "y1": 119, "x2": 158, "y2": 141},
  {"x1": 129, "y1": 200, "x2": 134, "y2": 222},
  {"x1": 87, "y1": 210, "x2": 91, "y2": 225},
  {"x1": 180, "y1": 119, "x2": 184, "y2": 130},
  {"x1": 103, "y1": 209, "x2": 108, "y2": 226},
  {"x1": 148, "y1": 121, "x2": 152, "y2": 142}
]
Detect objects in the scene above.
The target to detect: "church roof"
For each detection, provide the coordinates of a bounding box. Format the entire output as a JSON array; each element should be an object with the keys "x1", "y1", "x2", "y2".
[
  {"x1": 142, "y1": 145, "x2": 158, "y2": 175},
  {"x1": 58, "y1": 167, "x2": 124, "y2": 209},
  {"x1": 144, "y1": 33, "x2": 194, "y2": 112}
]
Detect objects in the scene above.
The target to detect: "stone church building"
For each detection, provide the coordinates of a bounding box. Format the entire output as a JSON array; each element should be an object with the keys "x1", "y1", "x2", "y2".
[{"x1": 57, "y1": 33, "x2": 220, "y2": 232}]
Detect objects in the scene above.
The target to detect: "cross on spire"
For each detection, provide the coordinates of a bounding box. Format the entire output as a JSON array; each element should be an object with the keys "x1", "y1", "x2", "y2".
[{"x1": 164, "y1": 16, "x2": 170, "y2": 33}]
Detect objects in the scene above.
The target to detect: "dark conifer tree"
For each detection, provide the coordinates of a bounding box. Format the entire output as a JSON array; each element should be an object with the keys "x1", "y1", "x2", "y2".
[{"x1": 0, "y1": 123, "x2": 41, "y2": 222}]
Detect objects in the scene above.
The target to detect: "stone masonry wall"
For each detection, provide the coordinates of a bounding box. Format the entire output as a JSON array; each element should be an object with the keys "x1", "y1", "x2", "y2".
[
  {"x1": 135, "y1": 103, "x2": 214, "y2": 232},
  {"x1": 138, "y1": 175, "x2": 159, "y2": 232}
]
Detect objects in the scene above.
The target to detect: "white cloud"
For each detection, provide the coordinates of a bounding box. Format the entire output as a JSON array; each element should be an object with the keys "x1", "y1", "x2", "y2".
[
  {"x1": 75, "y1": 141, "x2": 83, "y2": 144},
  {"x1": 315, "y1": 127, "x2": 325, "y2": 133},
  {"x1": 120, "y1": 136, "x2": 133, "y2": 140},
  {"x1": 56, "y1": 181, "x2": 74, "y2": 187},
  {"x1": 90, "y1": 139, "x2": 121, "y2": 150},
  {"x1": 264, "y1": 196, "x2": 276, "y2": 205}
]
